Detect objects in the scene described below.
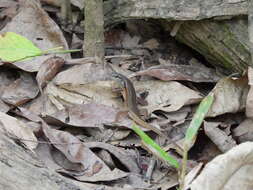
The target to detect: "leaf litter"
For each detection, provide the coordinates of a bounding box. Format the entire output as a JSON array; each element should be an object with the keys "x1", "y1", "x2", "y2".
[{"x1": 0, "y1": 0, "x2": 253, "y2": 189}]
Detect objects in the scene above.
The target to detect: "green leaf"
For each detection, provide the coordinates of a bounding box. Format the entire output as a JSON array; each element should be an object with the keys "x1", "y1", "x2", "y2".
[
  {"x1": 131, "y1": 124, "x2": 180, "y2": 169},
  {"x1": 184, "y1": 93, "x2": 214, "y2": 150},
  {"x1": 0, "y1": 32, "x2": 42, "y2": 62}
]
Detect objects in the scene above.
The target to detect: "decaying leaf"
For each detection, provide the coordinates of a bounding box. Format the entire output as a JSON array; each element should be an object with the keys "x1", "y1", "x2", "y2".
[
  {"x1": 0, "y1": 111, "x2": 38, "y2": 150},
  {"x1": 47, "y1": 80, "x2": 122, "y2": 109},
  {"x1": 204, "y1": 121, "x2": 236, "y2": 152},
  {"x1": 132, "y1": 62, "x2": 220, "y2": 83},
  {"x1": 43, "y1": 103, "x2": 132, "y2": 129},
  {"x1": 190, "y1": 142, "x2": 253, "y2": 190},
  {"x1": 1, "y1": 0, "x2": 69, "y2": 72},
  {"x1": 207, "y1": 76, "x2": 249, "y2": 117},
  {"x1": 233, "y1": 118, "x2": 253, "y2": 142},
  {"x1": 0, "y1": 99, "x2": 9, "y2": 113},
  {"x1": 136, "y1": 80, "x2": 202, "y2": 113},
  {"x1": 54, "y1": 63, "x2": 108, "y2": 85},
  {"x1": 246, "y1": 67, "x2": 253, "y2": 118},
  {"x1": 36, "y1": 56, "x2": 65, "y2": 91},
  {"x1": 84, "y1": 128, "x2": 131, "y2": 142},
  {"x1": 41, "y1": 121, "x2": 128, "y2": 181},
  {"x1": 85, "y1": 142, "x2": 140, "y2": 173},
  {"x1": 0, "y1": 68, "x2": 23, "y2": 112},
  {"x1": 1, "y1": 72, "x2": 39, "y2": 106}
]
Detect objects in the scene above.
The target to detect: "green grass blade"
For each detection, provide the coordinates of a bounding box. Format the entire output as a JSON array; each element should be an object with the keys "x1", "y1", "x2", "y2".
[
  {"x1": 42, "y1": 48, "x2": 82, "y2": 54},
  {"x1": 184, "y1": 93, "x2": 214, "y2": 150},
  {"x1": 131, "y1": 124, "x2": 180, "y2": 169}
]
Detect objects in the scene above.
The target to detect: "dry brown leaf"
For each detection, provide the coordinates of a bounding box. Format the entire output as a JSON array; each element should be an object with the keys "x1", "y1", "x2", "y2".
[
  {"x1": 184, "y1": 163, "x2": 203, "y2": 190},
  {"x1": 204, "y1": 121, "x2": 236, "y2": 152},
  {"x1": 1, "y1": 0, "x2": 70, "y2": 72},
  {"x1": 13, "y1": 107, "x2": 42, "y2": 123},
  {"x1": 54, "y1": 63, "x2": 108, "y2": 85},
  {"x1": 40, "y1": 0, "x2": 85, "y2": 9},
  {"x1": 207, "y1": 76, "x2": 249, "y2": 117},
  {"x1": 48, "y1": 80, "x2": 122, "y2": 109},
  {"x1": 41, "y1": 121, "x2": 128, "y2": 181},
  {"x1": 25, "y1": 92, "x2": 59, "y2": 116},
  {"x1": 0, "y1": 0, "x2": 18, "y2": 8},
  {"x1": 0, "y1": 69, "x2": 20, "y2": 112},
  {"x1": 0, "y1": 99, "x2": 9, "y2": 113},
  {"x1": 36, "y1": 56, "x2": 65, "y2": 91},
  {"x1": 2, "y1": 72, "x2": 39, "y2": 106},
  {"x1": 43, "y1": 103, "x2": 132, "y2": 129},
  {"x1": 0, "y1": 0, "x2": 18, "y2": 22},
  {"x1": 246, "y1": 67, "x2": 253, "y2": 118},
  {"x1": 132, "y1": 62, "x2": 220, "y2": 83},
  {"x1": 0, "y1": 112, "x2": 38, "y2": 150},
  {"x1": 136, "y1": 80, "x2": 202, "y2": 113},
  {"x1": 189, "y1": 142, "x2": 253, "y2": 190},
  {"x1": 233, "y1": 118, "x2": 253, "y2": 142},
  {"x1": 85, "y1": 142, "x2": 140, "y2": 173},
  {"x1": 84, "y1": 128, "x2": 131, "y2": 142}
]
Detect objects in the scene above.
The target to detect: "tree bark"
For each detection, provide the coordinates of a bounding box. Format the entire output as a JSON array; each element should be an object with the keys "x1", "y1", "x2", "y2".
[
  {"x1": 84, "y1": 0, "x2": 105, "y2": 61},
  {"x1": 249, "y1": 0, "x2": 253, "y2": 64},
  {"x1": 104, "y1": 0, "x2": 248, "y2": 28},
  {"x1": 161, "y1": 17, "x2": 251, "y2": 73}
]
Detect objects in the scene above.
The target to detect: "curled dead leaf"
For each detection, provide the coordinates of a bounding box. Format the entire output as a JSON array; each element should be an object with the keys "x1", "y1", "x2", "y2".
[
  {"x1": 189, "y1": 142, "x2": 253, "y2": 190},
  {"x1": 36, "y1": 56, "x2": 65, "y2": 91}
]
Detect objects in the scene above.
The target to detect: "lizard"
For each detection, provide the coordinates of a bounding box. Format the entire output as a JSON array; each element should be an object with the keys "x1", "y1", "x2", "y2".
[{"x1": 111, "y1": 72, "x2": 173, "y2": 138}]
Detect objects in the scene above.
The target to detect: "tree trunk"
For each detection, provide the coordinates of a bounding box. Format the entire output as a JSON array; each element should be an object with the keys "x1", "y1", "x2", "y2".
[
  {"x1": 249, "y1": 1, "x2": 253, "y2": 64},
  {"x1": 84, "y1": 0, "x2": 104, "y2": 61}
]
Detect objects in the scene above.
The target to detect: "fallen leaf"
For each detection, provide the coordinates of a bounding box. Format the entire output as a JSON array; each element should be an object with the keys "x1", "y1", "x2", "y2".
[
  {"x1": 40, "y1": 0, "x2": 85, "y2": 9},
  {"x1": 0, "y1": 99, "x2": 9, "y2": 113},
  {"x1": 132, "y1": 62, "x2": 220, "y2": 83},
  {"x1": 207, "y1": 76, "x2": 249, "y2": 117},
  {"x1": 233, "y1": 119, "x2": 253, "y2": 142},
  {"x1": 0, "y1": 0, "x2": 18, "y2": 8},
  {"x1": 0, "y1": 111, "x2": 38, "y2": 150},
  {"x1": 43, "y1": 103, "x2": 132, "y2": 128},
  {"x1": 0, "y1": 1, "x2": 18, "y2": 28},
  {"x1": 136, "y1": 80, "x2": 202, "y2": 113},
  {"x1": 189, "y1": 142, "x2": 253, "y2": 190},
  {"x1": 1, "y1": 72, "x2": 39, "y2": 106},
  {"x1": 41, "y1": 121, "x2": 128, "y2": 181},
  {"x1": 12, "y1": 107, "x2": 42, "y2": 123},
  {"x1": 0, "y1": 32, "x2": 42, "y2": 62},
  {"x1": 184, "y1": 163, "x2": 203, "y2": 190},
  {"x1": 36, "y1": 56, "x2": 65, "y2": 91},
  {"x1": 1, "y1": 0, "x2": 70, "y2": 72},
  {"x1": 85, "y1": 142, "x2": 140, "y2": 173},
  {"x1": 48, "y1": 80, "x2": 121, "y2": 109},
  {"x1": 204, "y1": 121, "x2": 236, "y2": 152},
  {"x1": 246, "y1": 67, "x2": 253, "y2": 118},
  {"x1": 54, "y1": 63, "x2": 108, "y2": 85}
]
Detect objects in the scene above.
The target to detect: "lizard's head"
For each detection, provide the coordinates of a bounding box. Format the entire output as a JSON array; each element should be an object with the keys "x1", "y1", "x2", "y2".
[{"x1": 111, "y1": 72, "x2": 126, "y2": 88}]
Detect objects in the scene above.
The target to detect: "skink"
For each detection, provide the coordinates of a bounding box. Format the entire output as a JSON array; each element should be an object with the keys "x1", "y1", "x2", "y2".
[
  {"x1": 112, "y1": 72, "x2": 183, "y2": 153},
  {"x1": 111, "y1": 72, "x2": 164, "y2": 136}
]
